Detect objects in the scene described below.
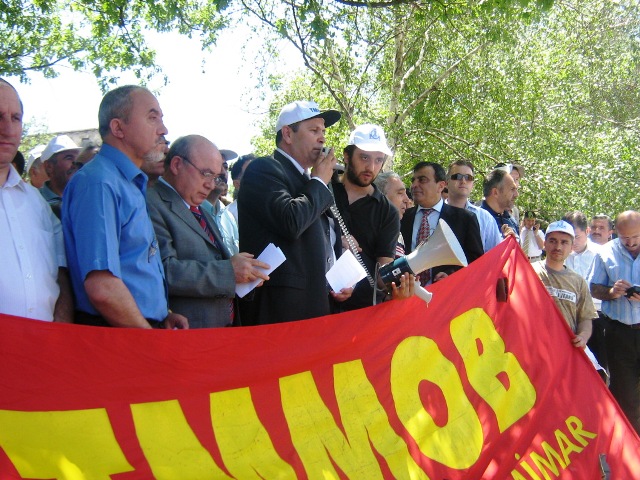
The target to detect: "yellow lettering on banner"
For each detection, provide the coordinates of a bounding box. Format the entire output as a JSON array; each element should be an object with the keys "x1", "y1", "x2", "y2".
[
  {"x1": 565, "y1": 416, "x2": 596, "y2": 447},
  {"x1": 281, "y1": 366, "x2": 420, "y2": 480},
  {"x1": 555, "y1": 430, "x2": 583, "y2": 466},
  {"x1": 391, "y1": 336, "x2": 483, "y2": 469},
  {"x1": 509, "y1": 416, "x2": 596, "y2": 480},
  {"x1": 0, "y1": 408, "x2": 132, "y2": 479},
  {"x1": 131, "y1": 400, "x2": 233, "y2": 479},
  {"x1": 530, "y1": 444, "x2": 565, "y2": 478},
  {"x1": 210, "y1": 387, "x2": 296, "y2": 479},
  {"x1": 450, "y1": 308, "x2": 536, "y2": 432}
]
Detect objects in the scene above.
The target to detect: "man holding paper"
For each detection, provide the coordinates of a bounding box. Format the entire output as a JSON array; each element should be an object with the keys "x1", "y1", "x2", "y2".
[
  {"x1": 238, "y1": 100, "x2": 352, "y2": 325},
  {"x1": 331, "y1": 124, "x2": 400, "y2": 310},
  {"x1": 147, "y1": 135, "x2": 270, "y2": 328}
]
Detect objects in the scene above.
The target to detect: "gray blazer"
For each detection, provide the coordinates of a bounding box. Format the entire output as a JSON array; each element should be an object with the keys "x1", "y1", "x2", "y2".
[{"x1": 147, "y1": 180, "x2": 236, "y2": 328}]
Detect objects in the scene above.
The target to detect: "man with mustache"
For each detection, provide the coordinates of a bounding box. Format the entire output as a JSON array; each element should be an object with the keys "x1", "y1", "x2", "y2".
[
  {"x1": 332, "y1": 124, "x2": 400, "y2": 310},
  {"x1": 238, "y1": 100, "x2": 351, "y2": 324},
  {"x1": 589, "y1": 213, "x2": 614, "y2": 246},
  {"x1": 400, "y1": 161, "x2": 483, "y2": 285},
  {"x1": 39, "y1": 134, "x2": 82, "y2": 219},
  {"x1": 63, "y1": 85, "x2": 188, "y2": 330},
  {"x1": 589, "y1": 211, "x2": 640, "y2": 433}
]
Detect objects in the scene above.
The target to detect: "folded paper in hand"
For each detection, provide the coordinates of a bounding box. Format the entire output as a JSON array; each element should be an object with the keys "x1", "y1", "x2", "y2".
[
  {"x1": 326, "y1": 250, "x2": 367, "y2": 292},
  {"x1": 235, "y1": 243, "x2": 286, "y2": 298}
]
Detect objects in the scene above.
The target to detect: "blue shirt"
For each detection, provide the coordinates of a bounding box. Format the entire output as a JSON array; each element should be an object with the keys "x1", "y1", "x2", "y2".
[
  {"x1": 447, "y1": 200, "x2": 502, "y2": 253},
  {"x1": 588, "y1": 239, "x2": 640, "y2": 324},
  {"x1": 62, "y1": 144, "x2": 168, "y2": 321},
  {"x1": 481, "y1": 200, "x2": 520, "y2": 237}
]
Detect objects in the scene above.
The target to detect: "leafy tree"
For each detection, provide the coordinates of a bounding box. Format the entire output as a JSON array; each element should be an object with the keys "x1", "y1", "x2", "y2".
[
  {"x1": 246, "y1": 0, "x2": 639, "y2": 221},
  {"x1": 0, "y1": 0, "x2": 229, "y2": 89}
]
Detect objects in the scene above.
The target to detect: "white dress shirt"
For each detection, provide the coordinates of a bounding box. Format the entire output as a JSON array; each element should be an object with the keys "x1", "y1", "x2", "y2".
[{"x1": 0, "y1": 165, "x2": 66, "y2": 321}]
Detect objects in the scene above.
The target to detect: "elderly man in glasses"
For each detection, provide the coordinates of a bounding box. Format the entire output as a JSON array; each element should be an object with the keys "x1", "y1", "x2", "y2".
[
  {"x1": 146, "y1": 134, "x2": 269, "y2": 328},
  {"x1": 201, "y1": 149, "x2": 239, "y2": 255},
  {"x1": 445, "y1": 160, "x2": 504, "y2": 253}
]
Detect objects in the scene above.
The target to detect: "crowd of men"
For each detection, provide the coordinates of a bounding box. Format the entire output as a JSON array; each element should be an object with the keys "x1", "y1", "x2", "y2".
[{"x1": 1, "y1": 79, "x2": 639, "y2": 433}]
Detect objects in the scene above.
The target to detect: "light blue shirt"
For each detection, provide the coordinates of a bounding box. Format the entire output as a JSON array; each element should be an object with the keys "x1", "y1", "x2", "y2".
[
  {"x1": 587, "y1": 239, "x2": 640, "y2": 324},
  {"x1": 62, "y1": 144, "x2": 168, "y2": 321},
  {"x1": 450, "y1": 200, "x2": 502, "y2": 253},
  {"x1": 201, "y1": 198, "x2": 240, "y2": 255}
]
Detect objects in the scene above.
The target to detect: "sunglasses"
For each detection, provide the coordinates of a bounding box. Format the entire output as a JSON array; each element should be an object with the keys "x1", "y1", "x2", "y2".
[{"x1": 450, "y1": 173, "x2": 474, "y2": 181}]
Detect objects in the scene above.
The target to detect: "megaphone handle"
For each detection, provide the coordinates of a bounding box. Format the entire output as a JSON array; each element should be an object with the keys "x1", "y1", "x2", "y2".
[{"x1": 414, "y1": 280, "x2": 433, "y2": 304}]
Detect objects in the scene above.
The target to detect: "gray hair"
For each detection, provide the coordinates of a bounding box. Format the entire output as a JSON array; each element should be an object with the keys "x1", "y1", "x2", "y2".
[
  {"x1": 374, "y1": 171, "x2": 402, "y2": 195},
  {"x1": 98, "y1": 85, "x2": 147, "y2": 139}
]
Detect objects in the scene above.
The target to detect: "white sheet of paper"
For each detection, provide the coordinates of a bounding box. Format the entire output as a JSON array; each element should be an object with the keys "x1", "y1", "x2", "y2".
[
  {"x1": 325, "y1": 250, "x2": 367, "y2": 293},
  {"x1": 235, "y1": 243, "x2": 286, "y2": 298}
]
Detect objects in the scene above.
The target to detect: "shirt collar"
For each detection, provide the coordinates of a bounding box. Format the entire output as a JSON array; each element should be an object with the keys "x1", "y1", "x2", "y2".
[
  {"x1": 1, "y1": 164, "x2": 27, "y2": 190},
  {"x1": 276, "y1": 148, "x2": 307, "y2": 176},
  {"x1": 100, "y1": 143, "x2": 148, "y2": 192},
  {"x1": 418, "y1": 198, "x2": 443, "y2": 213}
]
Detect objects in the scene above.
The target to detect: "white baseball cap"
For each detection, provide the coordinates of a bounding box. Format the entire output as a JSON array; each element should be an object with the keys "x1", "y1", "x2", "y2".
[
  {"x1": 348, "y1": 124, "x2": 392, "y2": 156},
  {"x1": 275, "y1": 100, "x2": 341, "y2": 133},
  {"x1": 25, "y1": 144, "x2": 46, "y2": 172},
  {"x1": 41, "y1": 135, "x2": 81, "y2": 162},
  {"x1": 219, "y1": 149, "x2": 238, "y2": 162},
  {"x1": 545, "y1": 220, "x2": 575, "y2": 239}
]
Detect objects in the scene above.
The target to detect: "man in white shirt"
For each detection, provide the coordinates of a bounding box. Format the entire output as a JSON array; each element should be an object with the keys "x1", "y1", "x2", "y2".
[
  {"x1": 520, "y1": 210, "x2": 545, "y2": 262},
  {"x1": 563, "y1": 210, "x2": 607, "y2": 376},
  {"x1": 0, "y1": 78, "x2": 73, "y2": 322}
]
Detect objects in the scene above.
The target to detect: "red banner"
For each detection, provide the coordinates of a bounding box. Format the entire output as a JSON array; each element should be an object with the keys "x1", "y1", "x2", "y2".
[{"x1": 0, "y1": 238, "x2": 638, "y2": 479}]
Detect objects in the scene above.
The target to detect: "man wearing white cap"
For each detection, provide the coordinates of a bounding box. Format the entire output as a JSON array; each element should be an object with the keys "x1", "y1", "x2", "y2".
[
  {"x1": 532, "y1": 221, "x2": 599, "y2": 373},
  {"x1": 331, "y1": 124, "x2": 399, "y2": 310},
  {"x1": 39, "y1": 134, "x2": 82, "y2": 217},
  {"x1": 25, "y1": 144, "x2": 48, "y2": 189},
  {"x1": 238, "y1": 100, "x2": 350, "y2": 324},
  {"x1": 0, "y1": 78, "x2": 73, "y2": 323}
]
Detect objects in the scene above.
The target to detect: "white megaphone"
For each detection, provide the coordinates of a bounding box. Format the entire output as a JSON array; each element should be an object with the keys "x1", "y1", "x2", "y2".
[{"x1": 378, "y1": 219, "x2": 468, "y2": 303}]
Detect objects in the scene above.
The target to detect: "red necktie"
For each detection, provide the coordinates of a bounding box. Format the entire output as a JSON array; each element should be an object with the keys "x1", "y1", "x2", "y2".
[
  {"x1": 190, "y1": 206, "x2": 234, "y2": 324},
  {"x1": 416, "y1": 208, "x2": 435, "y2": 285},
  {"x1": 190, "y1": 206, "x2": 216, "y2": 245}
]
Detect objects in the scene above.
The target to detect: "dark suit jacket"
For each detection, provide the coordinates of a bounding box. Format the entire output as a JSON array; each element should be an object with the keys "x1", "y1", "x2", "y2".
[
  {"x1": 147, "y1": 181, "x2": 236, "y2": 328},
  {"x1": 237, "y1": 150, "x2": 335, "y2": 325},
  {"x1": 400, "y1": 203, "x2": 483, "y2": 278}
]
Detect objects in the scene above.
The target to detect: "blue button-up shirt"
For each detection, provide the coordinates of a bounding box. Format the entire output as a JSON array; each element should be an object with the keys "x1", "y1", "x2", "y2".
[
  {"x1": 62, "y1": 144, "x2": 168, "y2": 321},
  {"x1": 588, "y1": 239, "x2": 640, "y2": 324},
  {"x1": 481, "y1": 200, "x2": 520, "y2": 238}
]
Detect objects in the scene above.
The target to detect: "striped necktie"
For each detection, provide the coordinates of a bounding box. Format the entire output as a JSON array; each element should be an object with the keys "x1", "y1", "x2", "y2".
[
  {"x1": 190, "y1": 205, "x2": 234, "y2": 324},
  {"x1": 416, "y1": 208, "x2": 435, "y2": 285}
]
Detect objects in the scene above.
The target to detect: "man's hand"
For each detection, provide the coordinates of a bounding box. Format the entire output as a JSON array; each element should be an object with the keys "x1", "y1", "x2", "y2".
[
  {"x1": 164, "y1": 312, "x2": 188, "y2": 329},
  {"x1": 390, "y1": 273, "x2": 415, "y2": 300},
  {"x1": 310, "y1": 147, "x2": 337, "y2": 184},
  {"x1": 231, "y1": 252, "x2": 270, "y2": 284},
  {"x1": 612, "y1": 279, "x2": 633, "y2": 299},
  {"x1": 571, "y1": 334, "x2": 587, "y2": 348},
  {"x1": 342, "y1": 235, "x2": 362, "y2": 253},
  {"x1": 331, "y1": 287, "x2": 353, "y2": 302},
  {"x1": 501, "y1": 224, "x2": 517, "y2": 239}
]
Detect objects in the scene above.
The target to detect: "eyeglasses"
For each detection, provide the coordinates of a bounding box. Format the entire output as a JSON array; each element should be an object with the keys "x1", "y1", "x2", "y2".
[
  {"x1": 180, "y1": 156, "x2": 226, "y2": 186},
  {"x1": 450, "y1": 173, "x2": 474, "y2": 182}
]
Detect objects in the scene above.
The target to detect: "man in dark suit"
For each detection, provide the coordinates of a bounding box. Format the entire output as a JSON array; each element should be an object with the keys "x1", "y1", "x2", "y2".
[
  {"x1": 147, "y1": 135, "x2": 269, "y2": 328},
  {"x1": 400, "y1": 161, "x2": 483, "y2": 284},
  {"x1": 238, "y1": 100, "x2": 351, "y2": 325}
]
